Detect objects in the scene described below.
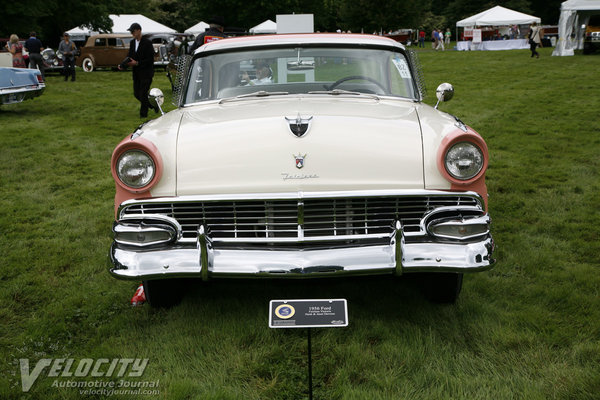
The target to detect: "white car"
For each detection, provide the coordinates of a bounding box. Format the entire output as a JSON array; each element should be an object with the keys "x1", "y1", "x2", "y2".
[{"x1": 109, "y1": 34, "x2": 495, "y2": 306}]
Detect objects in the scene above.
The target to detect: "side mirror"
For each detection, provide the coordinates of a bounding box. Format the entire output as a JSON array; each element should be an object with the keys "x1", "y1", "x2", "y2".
[
  {"x1": 434, "y1": 83, "x2": 454, "y2": 109},
  {"x1": 148, "y1": 88, "x2": 165, "y2": 115}
]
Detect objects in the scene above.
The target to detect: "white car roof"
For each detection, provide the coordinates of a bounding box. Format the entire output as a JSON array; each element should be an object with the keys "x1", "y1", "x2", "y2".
[{"x1": 195, "y1": 33, "x2": 406, "y2": 54}]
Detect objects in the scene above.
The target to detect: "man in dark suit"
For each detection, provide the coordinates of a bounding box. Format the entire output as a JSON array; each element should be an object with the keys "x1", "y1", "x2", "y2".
[{"x1": 119, "y1": 23, "x2": 157, "y2": 118}]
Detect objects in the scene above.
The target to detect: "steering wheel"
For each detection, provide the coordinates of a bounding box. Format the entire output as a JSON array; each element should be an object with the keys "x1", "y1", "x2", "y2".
[{"x1": 327, "y1": 75, "x2": 387, "y2": 92}]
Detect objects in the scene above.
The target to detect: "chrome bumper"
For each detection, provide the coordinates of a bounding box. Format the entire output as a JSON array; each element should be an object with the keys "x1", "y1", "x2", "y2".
[{"x1": 109, "y1": 224, "x2": 495, "y2": 280}]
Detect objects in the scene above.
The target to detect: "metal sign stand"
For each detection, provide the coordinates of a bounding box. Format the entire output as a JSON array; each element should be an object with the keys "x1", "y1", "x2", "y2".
[{"x1": 307, "y1": 328, "x2": 313, "y2": 400}]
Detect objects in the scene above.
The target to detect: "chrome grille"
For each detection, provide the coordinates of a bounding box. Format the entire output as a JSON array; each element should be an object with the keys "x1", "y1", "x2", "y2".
[{"x1": 120, "y1": 195, "x2": 480, "y2": 241}]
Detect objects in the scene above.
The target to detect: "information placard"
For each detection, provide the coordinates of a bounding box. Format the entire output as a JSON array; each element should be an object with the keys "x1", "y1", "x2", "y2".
[{"x1": 269, "y1": 299, "x2": 348, "y2": 328}]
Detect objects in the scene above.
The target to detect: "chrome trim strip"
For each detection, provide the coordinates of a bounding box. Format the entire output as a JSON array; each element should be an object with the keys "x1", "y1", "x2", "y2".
[
  {"x1": 210, "y1": 232, "x2": 392, "y2": 244},
  {"x1": 118, "y1": 189, "x2": 485, "y2": 215},
  {"x1": 419, "y1": 205, "x2": 484, "y2": 232},
  {"x1": 116, "y1": 214, "x2": 183, "y2": 239}
]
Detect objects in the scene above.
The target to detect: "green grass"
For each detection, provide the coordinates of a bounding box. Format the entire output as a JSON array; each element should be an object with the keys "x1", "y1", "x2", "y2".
[{"x1": 1, "y1": 47, "x2": 599, "y2": 399}]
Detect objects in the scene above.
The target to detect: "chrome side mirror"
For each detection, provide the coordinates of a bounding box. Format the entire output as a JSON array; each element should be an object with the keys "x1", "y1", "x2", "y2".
[
  {"x1": 434, "y1": 83, "x2": 454, "y2": 109},
  {"x1": 149, "y1": 88, "x2": 165, "y2": 115}
]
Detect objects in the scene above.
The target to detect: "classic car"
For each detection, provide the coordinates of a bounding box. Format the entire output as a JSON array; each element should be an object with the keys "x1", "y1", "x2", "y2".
[
  {"x1": 147, "y1": 33, "x2": 175, "y2": 68},
  {"x1": 0, "y1": 66, "x2": 45, "y2": 105},
  {"x1": 109, "y1": 34, "x2": 495, "y2": 307},
  {"x1": 77, "y1": 33, "x2": 171, "y2": 72},
  {"x1": 77, "y1": 34, "x2": 133, "y2": 72},
  {"x1": 41, "y1": 48, "x2": 64, "y2": 72},
  {"x1": 583, "y1": 15, "x2": 600, "y2": 54}
]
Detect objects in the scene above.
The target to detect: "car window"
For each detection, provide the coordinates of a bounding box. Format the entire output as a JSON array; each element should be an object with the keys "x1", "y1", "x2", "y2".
[
  {"x1": 94, "y1": 38, "x2": 106, "y2": 47},
  {"x1": 184, "y1": 47, "x2": 417, "y2": 104},
  {"x1": 107, "y1": 38, "x2": 117, "y2": 46},
  {"x1": 117, "y1": 38, "x2": 132, "y2": 47}
]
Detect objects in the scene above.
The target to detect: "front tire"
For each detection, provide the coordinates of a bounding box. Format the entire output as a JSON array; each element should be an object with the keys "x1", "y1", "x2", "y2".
[
  {"x1": 82, "y1": 57, "x2": 94, "y2": 72},
  {"x1": 143, "y1": 279, "x2": 187, "y2": 308},
  {"x1": 422, "y1": 273, "x2": 463, "y2": 303}
]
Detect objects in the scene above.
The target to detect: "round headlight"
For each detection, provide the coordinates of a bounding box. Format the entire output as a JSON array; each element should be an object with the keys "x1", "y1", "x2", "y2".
[
  {"x1": 445, "y1": 142, "x2": 483, "y2": 180},
  {"x1": 116, "y1": 150, "x2": 155, "y2": 188}
]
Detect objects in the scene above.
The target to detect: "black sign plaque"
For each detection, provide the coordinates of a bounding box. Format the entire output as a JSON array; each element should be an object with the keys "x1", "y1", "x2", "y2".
[{"x1": 269, "y1": 299, "x2": 348, "y2": 328}]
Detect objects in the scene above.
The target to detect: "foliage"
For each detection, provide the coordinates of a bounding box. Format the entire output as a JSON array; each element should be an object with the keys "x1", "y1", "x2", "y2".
[
  {"x1": 0, "y1": 47, "x2": 599, "y2": 399},
  {"x1": 1, "y1": 1, "x2": 568, "y2": 48},
  {"x1": 0, "y1": 0, "x2": 117, "y2": 45}
]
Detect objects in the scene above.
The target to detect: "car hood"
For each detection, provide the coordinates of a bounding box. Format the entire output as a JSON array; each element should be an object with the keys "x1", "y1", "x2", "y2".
[{"x1": 176, "y1": 96, "x2": 423, "y2": 195}]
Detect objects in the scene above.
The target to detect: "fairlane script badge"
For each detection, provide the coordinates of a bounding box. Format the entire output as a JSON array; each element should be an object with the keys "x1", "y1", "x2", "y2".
[{"x1": 285, "y1": 115, "x2": 313, "y2": 138}]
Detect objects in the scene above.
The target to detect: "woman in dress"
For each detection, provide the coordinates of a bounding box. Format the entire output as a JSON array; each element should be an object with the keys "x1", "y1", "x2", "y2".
[{"x1": 6, "y1": 34, "x2": 26, "y2": 67}]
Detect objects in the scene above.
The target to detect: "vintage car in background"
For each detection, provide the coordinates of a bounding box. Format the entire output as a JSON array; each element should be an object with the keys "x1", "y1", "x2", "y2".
[
  {"x1": 109, "y1": 34, "x2": 495, "y2": 307},
  {"x1": 77, "y1": 34, "x2": 131, "y2": 72},
  {"x1": 583, "y1": 15, "x2": 600, "y2": 54},
  {"x1": 0, "y1": 66, "x2": 45, "y2": 105},
  {"x1": 41, "y1": 48, "x2": 64, "y2": 72},
  {"x1": 77, "y1": 33, "x2": 171, "y2": 72},
  {"x1": 147, "y1": 33, "x2": 174, "y2": 68}
]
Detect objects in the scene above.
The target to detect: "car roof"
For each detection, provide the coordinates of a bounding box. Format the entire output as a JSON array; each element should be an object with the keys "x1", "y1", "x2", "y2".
[
  {"x1": 196, "y1": 33, "x2": 405, "y2": 54},
  {"x1": 85, "y1": 34, "x2": 131, "y2": 46}
]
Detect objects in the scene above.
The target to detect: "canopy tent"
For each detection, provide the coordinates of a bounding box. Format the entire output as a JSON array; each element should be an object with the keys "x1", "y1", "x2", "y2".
[
  {"x1": 553, "y1": 0, "x2": 600, "y2": 55},
  {"x1": 185, "y1": 21, "x2": 209, "y2": 35},
  {"x1": 249, "y1": 20, "x2": 277, "y2": 34},
  {"x1": 456, "y1": 5, "x2": 541, "y2": 27},
  {"x1": 66, "y1": 14, "x2": 176, "y2": 41}
]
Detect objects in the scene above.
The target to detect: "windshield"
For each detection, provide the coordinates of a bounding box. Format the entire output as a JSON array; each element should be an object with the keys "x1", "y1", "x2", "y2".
[{"x1": 183, "y1": 47, "x2": 417, "y2": 104}]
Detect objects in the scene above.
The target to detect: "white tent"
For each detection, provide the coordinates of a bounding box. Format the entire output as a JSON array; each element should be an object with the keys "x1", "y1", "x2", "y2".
[
  {"x1": 185, "y1": 21, "x2": 209, "y2": 35},
  {"x1": 66, "y1": 14, "x2": 175, "y2": 40},
  {"x1": 249, "y1": 20, "x2": 277, "y2": 34},
  {"x1": 553, "y1": 0, "x2": 600, "y2": 55},
  {"x1": 456, "y1": 5, "x2": 541, "y2": 27}
]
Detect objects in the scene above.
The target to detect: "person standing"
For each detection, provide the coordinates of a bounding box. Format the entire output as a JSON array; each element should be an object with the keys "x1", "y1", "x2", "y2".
[
  {"x1": 435, "y1": 29, "x2": 444, "y2": 51},
  {"x1": 5, "y1": 34, "x2": 26, "y2": 67},
  {"x1": 189, "y1": 16, "x2": 226, "y2": 54},
  {"x1": 119, "y1": 23, "x2": 156, "y2": 118},
  {"x1": 418, "y1": 29, "x2": 425, "y2": 48},
  {"x1": 529, "y1": 22, "x2": 542, "y2": 58},
  {"x1": 445, "y1": 28, "x2": 451, "y2": 45},
  {"x1": 58, "y1": 32, "x2": 77, "y2": 81},
  {"x1": 25, "y1": 31, "x2": 44, "y2": 80}
]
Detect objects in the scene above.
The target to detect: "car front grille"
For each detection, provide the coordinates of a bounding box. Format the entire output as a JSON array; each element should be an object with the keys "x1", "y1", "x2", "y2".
[{"x1": 120, "y1": 194, "x2": 481, "y2": 242}]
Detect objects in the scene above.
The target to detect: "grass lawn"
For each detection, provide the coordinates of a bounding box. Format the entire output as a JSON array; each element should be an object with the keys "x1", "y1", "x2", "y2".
[{"x1": 0, "y1": 46, "x2": 599, "y2": 399}]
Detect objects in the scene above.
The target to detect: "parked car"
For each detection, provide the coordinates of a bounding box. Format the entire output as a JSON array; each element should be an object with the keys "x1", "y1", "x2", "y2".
[
  {"x1": 147, "y1": 34, "x2": 174, "y2": 68},
  {"x1": 109, "y1": 34, "x2": 495, "y2": 307},
  {"x1": 41, "y1": 48, "x2": 64, "y2": 72},
  {"x1": 0, "y1": 66, "x2": 45, "y2": 105},
  {"x1": 583, "y1": 15, "x2": 600, "y2": 54},
  {"x1": 76, "y1": 34, "x2": 131, "y2": 72}
]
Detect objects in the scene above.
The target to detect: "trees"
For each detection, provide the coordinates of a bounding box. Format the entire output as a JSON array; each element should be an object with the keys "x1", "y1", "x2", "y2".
[{"x1": 0, "y1": 0, "x2": 565, "y2": 49}]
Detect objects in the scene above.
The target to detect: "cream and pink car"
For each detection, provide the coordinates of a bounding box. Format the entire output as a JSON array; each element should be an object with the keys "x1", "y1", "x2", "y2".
[{"x1": 109, "y1": 34, "x2": 495, "y2": 306}]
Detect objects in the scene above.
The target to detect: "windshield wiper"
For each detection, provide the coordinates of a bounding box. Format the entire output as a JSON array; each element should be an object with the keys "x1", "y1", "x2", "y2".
[
  {"x1": 308, "y1": 89, "x2": 379, "y2": 100},
  {"x1": 236, "y1": 90, "x2": 289, "y2": 98},
  {"x1": 219, "y1": 90, "x2": 289, "y2": 104}
]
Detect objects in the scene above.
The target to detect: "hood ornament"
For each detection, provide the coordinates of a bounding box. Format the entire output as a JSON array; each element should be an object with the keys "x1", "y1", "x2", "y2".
[
  {"x1": 285, "y1": 114, "x2": 313, "y2": 138},
  {"x1": 294, "y1": 153, "x2": 306, "y2": 169}
]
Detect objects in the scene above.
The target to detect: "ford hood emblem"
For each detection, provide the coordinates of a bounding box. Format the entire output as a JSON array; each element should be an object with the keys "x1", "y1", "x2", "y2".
[
  {"x1": 285, "y1": 114, "x2": 313, "y2": 138},
  {"x1": 294, "y1": 153, "x2": 306, "y2": 169}
]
